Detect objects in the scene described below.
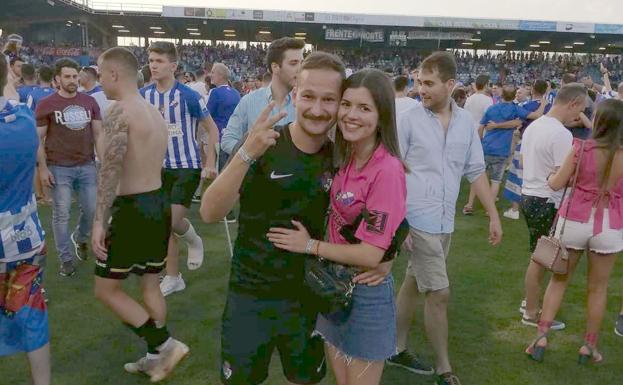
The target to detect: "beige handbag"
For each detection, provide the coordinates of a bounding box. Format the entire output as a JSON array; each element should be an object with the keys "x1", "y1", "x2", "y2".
[{"x1": 531, "y1": 140, "x2": 585, "y2": 275}]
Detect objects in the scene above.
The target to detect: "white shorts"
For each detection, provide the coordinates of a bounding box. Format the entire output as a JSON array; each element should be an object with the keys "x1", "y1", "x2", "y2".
[{"x1": 555, "y1": 209, "x2": 623, "y2": 254}]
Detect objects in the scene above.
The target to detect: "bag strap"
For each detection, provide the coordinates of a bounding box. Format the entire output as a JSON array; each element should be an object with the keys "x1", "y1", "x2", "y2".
[{"x1": 553, "y1": 139, "x2": 586, "y2": 238}]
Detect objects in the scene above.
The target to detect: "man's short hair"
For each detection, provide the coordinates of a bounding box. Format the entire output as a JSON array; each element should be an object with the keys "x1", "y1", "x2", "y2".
[
  {"x1": 141, "y1": 64, "x2": 151, "y2": 84},
  {"x1": 148, "y1": 41, "x2": 178, "y2": 63},
  {"x1": 299, "y1": 51, "x2": 346, "y2": 80},
  {"x1": 54, "y1": 58, "x2": 80, "y2": 76},
  {"x1": 501, "y1": 85, "x2": 516, "y2": 102},
  {"x1": 475, "y1": 74, "x2": 490, "y2": 91},
  {"x1": 80, "y1": 66, "x2": 98, "y2": 80},
  {"x1": 393, "y1": 76, "x2": 409, "y2": 92},
  {"x1": 420, "y1": 52, "x2": 457, "y2": 82},
  {"x1": 554, "y1": 83, "x2": 587, "y2": 105},
  {"x1": 100, "y1": 47, "x2": 139, "y2": 78},
  {"x1": 38, "y1": 65, "x2": 54, "y2": 83},
  {"x1": 212, "y1": 63, "x2": 230, "y2": 80},
  {"x1": 136, "y1": 70, "x2": 145, "y2": 89},
  {"x1": 195, "y1": 68, "x2": 205, "y2": 78},
  {"x1": 21, "y1": 63, "x2": 35, "y2": 80},
  {"x1": 262, "y1": 72, "x2": 272, "y2": 83},
  {"x1": 265, "y1": 37, "x2": 304, "y2": 74},
  {"x1": 9, "y1": 56, "x2": 24, "y2": 66},
  {"x1": 562, "y1": 73, "x2": 576, "y2": 85},
  {"x1": 532, "y1": 79, "x2": 548, "y2": 96}
]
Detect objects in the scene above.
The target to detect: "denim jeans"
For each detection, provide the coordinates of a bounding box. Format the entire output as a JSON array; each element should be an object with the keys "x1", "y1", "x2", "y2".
[{"x1": 49, "y1": 162, "x2": 97, "y2": 263}]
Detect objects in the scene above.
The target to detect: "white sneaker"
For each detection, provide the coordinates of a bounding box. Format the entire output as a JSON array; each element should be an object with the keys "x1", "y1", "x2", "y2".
[
  {"x1": 503, "y1": 208, "x2": 520, "y2": 220},
  {"x1": 160, "y1": 274, "x2": 186, "y2": 296},
  {"x1": 519, "y1": 298, "x2": 526, "y2": 315}
]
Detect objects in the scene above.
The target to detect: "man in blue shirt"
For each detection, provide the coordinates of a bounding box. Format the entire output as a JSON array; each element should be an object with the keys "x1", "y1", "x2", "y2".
[
  {"x1": 78, "y1": 66, "x2": 102, "y2": 96},
  {"x1": 478, "y1": 85, "x2": 547, "y2": 204},
  {"x1": 17, "y1": 63, "x2": 38, "y2": 104},
  {"x1": 392, "y1": 52, "x2": 502, "y2": 385},
  {"x1": 207, "y1": 62, "x2": 241, "y2": 170},
  {"x1": 141, "y1": 41, "x2": 219, "y2": 296},
  {"x1": 0, "y1": 53, "x2": 50, "y2": 384},
  {"x1": 220, "y1": 37, "x2": 303, "y2": 155},
  {"x1": 27, "y1": 65, "x2": 55, "y2": 111}
]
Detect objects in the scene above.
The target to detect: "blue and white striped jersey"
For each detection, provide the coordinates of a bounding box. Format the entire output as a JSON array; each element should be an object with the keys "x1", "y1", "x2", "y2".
[
  {"x1": 140, "y1": 81, "x2": 210, "y2": 169},
  {"x1": 0, "y1": 100, "x2": 45, "y2": 262}
]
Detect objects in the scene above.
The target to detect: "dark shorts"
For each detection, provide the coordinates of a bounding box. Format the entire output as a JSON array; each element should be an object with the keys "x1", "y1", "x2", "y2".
[
  {"x1": 485, "y1": 155, "x2": 508, "y2": 183},
  {"x1": 520, "y1": 195, "x2": 557, "y2": 252},
  {"x1": 95, "y1": 189, "x2": 171, "y2": 280},
  {"x1": 220, "y1": 290, "x2": 326, "y2": 385},
  {"x1": 162, "y1": 168, "x2": 201, "y2": 208}
]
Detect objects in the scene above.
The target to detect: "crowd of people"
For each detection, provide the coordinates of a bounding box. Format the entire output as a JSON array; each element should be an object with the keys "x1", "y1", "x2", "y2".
[{"x1": 2, "y1": 31, "x2": 623, "y2": 385}]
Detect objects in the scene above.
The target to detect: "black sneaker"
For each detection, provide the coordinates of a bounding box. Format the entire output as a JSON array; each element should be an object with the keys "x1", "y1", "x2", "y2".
[
  {"x1": 436, "y1": 372, "x2": 461, "y2": 385},
  {"x1": 59, "y1": 261, "x2": 76, "y2": 277},
  {"x1": 386, "y1": 350, "x2": 434, "y2": 375},
  {"x1": 70, "y1": 231, "x2": 89, "y2": 261},
  {"x1": 615, "y1": 313, "x2": 623, "y2": 337}
]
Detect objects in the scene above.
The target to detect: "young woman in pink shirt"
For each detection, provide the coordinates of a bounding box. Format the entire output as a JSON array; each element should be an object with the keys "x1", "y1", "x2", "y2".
[
  {"x1": 526, "y1": 99, "x2": 623, "y2": 364},
  {"x1": 268, "y1": 68, "x2": 407, "y2": 385}
]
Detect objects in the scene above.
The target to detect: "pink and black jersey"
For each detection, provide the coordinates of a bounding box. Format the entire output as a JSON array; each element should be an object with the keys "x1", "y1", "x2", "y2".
[{"x1": 328, "y1": 144, "x2": 406, "y2": 250}]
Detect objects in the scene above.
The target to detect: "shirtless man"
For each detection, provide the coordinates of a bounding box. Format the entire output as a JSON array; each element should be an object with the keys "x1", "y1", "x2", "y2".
[{"x1": 91, "y1": 47, "x2": 188, "y2": 383}]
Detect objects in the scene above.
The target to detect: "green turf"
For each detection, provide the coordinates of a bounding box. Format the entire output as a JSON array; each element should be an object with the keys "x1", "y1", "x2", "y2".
[{"x1": 2, "y1": 184, "x2": 622, "y2": 385}]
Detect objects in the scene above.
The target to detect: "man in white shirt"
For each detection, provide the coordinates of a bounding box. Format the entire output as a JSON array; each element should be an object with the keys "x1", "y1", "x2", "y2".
[
  {"x1": 188, "y1": 68, "x2": 208, "y2": 97},
  {"x1": 394, "y1": 75, "x2": 420, "y2": 117},
  {"x1": 464, "y1": 74, "x2": 493, "y2": 127},
  {"x1": 519, "y1": 83, "x2": 588, "y2": 331}
]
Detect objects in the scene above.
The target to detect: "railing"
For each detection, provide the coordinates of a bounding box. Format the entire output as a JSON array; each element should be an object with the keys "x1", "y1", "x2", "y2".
[{"x1": 58, "y1": 0, "x2": 163, "y2": 15}]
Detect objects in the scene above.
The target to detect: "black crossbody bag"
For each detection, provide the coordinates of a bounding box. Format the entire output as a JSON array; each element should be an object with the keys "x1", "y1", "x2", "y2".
[{"x1": 305, "y1": 208, "x2": 409, "y2": 315}]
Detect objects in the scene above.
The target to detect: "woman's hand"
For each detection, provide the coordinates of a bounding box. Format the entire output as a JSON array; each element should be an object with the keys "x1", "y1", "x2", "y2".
[{"x1": 267, "y1": 220, "x2": 312, "y2": 254}]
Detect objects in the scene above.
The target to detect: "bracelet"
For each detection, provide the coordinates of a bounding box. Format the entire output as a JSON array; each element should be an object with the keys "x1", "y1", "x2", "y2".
[
  {"x1": 237, "y1": 146, "x2": 256, "y2": 165},
  {"x1": 305, "y1": 239, "x2": 315, "y2": 255},
  {"x1": 314, "y1": 240, "x2": 320, "y2": 256}
]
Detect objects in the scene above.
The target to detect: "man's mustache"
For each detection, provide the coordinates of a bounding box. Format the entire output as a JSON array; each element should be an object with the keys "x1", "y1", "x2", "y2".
[{"x1": 303, "y1": 112, "x2": 332, "y2": 122}]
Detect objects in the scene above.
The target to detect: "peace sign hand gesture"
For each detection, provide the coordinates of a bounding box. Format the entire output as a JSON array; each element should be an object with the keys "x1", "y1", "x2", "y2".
[{"x1": 242, "y1": 102, "x2": 287, "y2": 160}]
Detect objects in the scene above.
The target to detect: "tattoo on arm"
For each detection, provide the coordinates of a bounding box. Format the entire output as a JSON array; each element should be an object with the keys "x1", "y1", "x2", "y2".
[{"x1": 95, "y1": 105, "x2": 129, "y2": 225}]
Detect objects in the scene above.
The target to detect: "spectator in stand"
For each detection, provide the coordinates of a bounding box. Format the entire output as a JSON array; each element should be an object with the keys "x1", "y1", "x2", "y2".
[
  {"x1": 78, "y1": 66, "x2": 101, "y2": 96},
  {"x1": 17, "y1": 63, "x2": 38, "y2": 103},
  {"x1": 221, "y1": 37, "x2": 303, "y2": 155},
  {"x1": 27, "y1": 65, "x2": 55, "y2": 111}
]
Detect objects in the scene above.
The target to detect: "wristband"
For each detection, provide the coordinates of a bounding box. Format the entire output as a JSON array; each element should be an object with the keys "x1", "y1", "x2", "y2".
[
  {"x1": 305, "y1": 239, "x2": 315, "y2": 255},
  {"x1": 237, "y1": 146, "x2": 256, "y2": 165}
]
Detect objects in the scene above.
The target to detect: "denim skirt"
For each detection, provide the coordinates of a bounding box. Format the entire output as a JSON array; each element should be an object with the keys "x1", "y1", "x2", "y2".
[{"x1": 314, "y1": 275, "x2": 397, "y2": 361}]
